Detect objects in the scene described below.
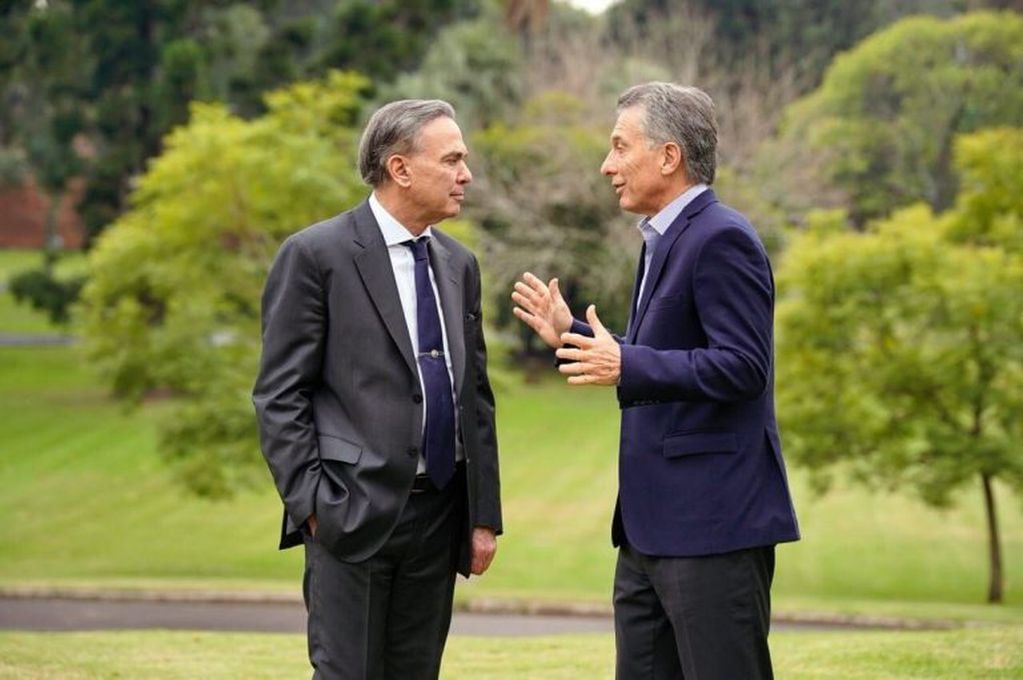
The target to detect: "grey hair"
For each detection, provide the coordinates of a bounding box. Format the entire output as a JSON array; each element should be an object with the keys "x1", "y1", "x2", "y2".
[
  {"x1": 358, "y1": 99, "x2": 456, "y2": 187},
  {"x1": 617, "y1": 82, "x2": 717, "y2": 185}
]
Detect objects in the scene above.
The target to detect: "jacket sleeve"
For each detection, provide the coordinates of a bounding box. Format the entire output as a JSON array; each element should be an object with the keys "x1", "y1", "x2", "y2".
[
  {"x1": 468, "y1": 254, "x2": 502, "y2": 533},
  {"x1": 251, "y1": 235, "x2": 326, "y2": 529},
  {"x1": 617, "y1": 225, "x2": 773, "y2": 404}
]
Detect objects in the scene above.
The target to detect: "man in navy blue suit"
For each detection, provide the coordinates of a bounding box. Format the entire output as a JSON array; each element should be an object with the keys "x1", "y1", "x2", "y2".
[{"x1": 512, "y1": 82, "x2": 800, "y2": 679}]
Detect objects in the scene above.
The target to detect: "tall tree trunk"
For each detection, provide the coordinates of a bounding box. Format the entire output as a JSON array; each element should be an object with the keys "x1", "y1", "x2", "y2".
[
  {"x1": 43, "y1": 192, "x2": 62, "y2": 275},
  {"x1": 982, "y1": 472, "x2": 1003, "y2": 604}
]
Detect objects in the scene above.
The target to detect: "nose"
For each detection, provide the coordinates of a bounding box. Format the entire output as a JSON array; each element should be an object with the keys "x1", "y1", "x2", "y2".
[
  {"x1": 458, "y1": 160, "x2": 472, "y2": 184},
  {"x1": 600, "y1": 150, "x2": 615, "y2": 176}
]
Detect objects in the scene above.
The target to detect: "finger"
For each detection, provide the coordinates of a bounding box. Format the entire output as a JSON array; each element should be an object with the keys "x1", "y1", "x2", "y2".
[
  {"x1": 555, "y1": 347, "x2": 583, "y2": 361},
  {"x1": 511, "y1": 290, "x2": 537, "y2": 310},
  {"x1": 585, "y1": 304, "x2": 608, "y2": 335},
  {"x1": 512, "y1": 306, "x2": 543, "y2": 331},
  {"x1": 473, "y1": 547, "x2": 492, "y2": 575},
  {"x1": 512, "y1": 283, "x2": 542, "y2": 306},
  {"x1": 558, "y1": 361, "x2": 587, "y2": 375},
  {"x1": 567, "y1": 374, "x2": 595, "y2": 385},
  {"x1": 560, "y1": 332, "x2": 595, "y2": 348},
  {"x1": 522, "y1": 272, "x2": 549, "y2": 295},
  {"x1": 478, "y1": 547, "x2": 495, "y2": 573},
  {"x1": 549, "y1": 277, "x2": 562, "y2": 301}
]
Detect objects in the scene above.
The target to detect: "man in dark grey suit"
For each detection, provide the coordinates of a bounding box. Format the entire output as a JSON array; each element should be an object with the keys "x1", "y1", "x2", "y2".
[{"x1": 253, "y1": 99, "x2": 501, "y2": 679}]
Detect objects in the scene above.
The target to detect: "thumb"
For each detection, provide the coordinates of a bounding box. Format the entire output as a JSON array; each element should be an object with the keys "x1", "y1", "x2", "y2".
[
  {"x1": 586, "y1": 304, "x2": 607, "y2": 335},
  {"x1": 549, "y1": 277, "x2": 562, "y2": 301}
]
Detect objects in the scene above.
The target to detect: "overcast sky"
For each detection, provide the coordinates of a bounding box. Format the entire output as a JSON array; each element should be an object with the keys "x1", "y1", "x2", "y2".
[{"x1": 564, "y1": 0, "x2": 622, "y2": 14}]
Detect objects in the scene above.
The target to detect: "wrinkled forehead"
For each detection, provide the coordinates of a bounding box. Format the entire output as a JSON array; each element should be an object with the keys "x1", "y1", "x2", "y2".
[{"x1": 611, "y1": 105, "x2": 648, "y2": 143}]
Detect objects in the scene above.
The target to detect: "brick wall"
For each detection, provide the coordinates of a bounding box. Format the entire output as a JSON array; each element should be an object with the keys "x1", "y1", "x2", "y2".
[{"x1": 0, "y1": 176, "x2": 86, "y2": 250}]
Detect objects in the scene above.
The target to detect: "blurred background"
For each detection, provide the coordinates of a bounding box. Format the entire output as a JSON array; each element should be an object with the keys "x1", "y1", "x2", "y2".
[{"x1": 1, "y1": 0, "x2": 1022, "y2": 676}]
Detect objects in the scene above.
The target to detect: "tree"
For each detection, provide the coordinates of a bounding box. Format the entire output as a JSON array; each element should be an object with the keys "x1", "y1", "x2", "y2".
[
  {"x1": 317, "y1": 0, "x2": 481, "y2": 84},
  {"x1": 378, "y1": 11, "x2": 524, "y2": 131},
  {"x1": 608, "y1": 0, "x2": 970, "y2": 90},
  {"x1": 771, "y1": 11, "x2": 1023, "y2": 225},
  {"x1": 775, "y1": 128, "x2": 1023, "y2": 603},
  {"x1": 1, "y1": 1, "x2": 87, "y2": 255},
  {"x1": 78, "y1": 71, "x2": 370, "y2": 497},
  {"x1": 469, "y1": 92, "x2": 637, "y2": 348}
]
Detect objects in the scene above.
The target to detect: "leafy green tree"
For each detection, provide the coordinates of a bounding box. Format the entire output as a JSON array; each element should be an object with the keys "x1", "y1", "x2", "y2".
[
  {"x1": 79, "y1": 71, "x2": 370, "y2": 497},
  {"x1": 773, "y1": 11, "x2": 1023, "y2": 225},
  {"x1": 379, "y1": 11, "x2": 524, "y2": 131},
  {"x1": 317, "y1": 0, "x2": 481, "y2": 84},
  {"x1": 608, "y1": 0, "x2": 971, "y2": 89},
  {"x1": 776, "y1": 128, "x2": 1023, "y2": 603},
  {"x1": 1, "y1": 1, "x2": 87, "y2": 253},
  {"x1": 470, "y1": 92, "x2": 637, "y2": 348}
]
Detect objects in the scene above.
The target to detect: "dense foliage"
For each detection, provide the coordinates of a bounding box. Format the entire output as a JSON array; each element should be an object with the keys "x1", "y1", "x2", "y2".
[
  {"x1": 0, "y1": 0, "x2": 480, "y2": 243},
  {"x1": 78, "y1": 71, "x2": 369, "y2": 496},
  {"x1": 776, "y1": 128, "x2": 1023, "y2": 602},
  {"x1": 769, "y1": 11, "x2": 1023, "y2": 224}
]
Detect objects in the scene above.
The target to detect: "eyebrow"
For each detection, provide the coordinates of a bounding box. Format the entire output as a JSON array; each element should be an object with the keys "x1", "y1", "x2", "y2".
[{"x1": 442, "y1": 150, "x2": 468, "y2": 160}]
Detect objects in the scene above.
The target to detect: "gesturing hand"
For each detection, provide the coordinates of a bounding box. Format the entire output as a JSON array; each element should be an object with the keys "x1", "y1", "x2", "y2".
[
  {"x1": 555, "y1": 305, "x2": 621, "y2": 386},
  {"x1": 511, "y1": 272, "x2": 572, "y2": 349}
]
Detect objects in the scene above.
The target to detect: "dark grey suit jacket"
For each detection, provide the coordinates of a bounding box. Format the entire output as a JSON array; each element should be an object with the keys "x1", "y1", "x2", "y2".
[{"x1": 252, "y1": 199, "x2": 501, "y2": 576}]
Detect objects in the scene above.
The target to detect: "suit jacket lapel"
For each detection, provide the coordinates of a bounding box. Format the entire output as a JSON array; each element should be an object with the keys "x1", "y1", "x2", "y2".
[
  {"x1": 624, "y1": 242, "x2": 646, "y2": 338},
  {"x1": 628, "y1": 189, "x2": 718, "y2": 343},
  {"x1": 351, "y1": 201, "x2": 418, "y2": 376},
  {"x1": 428, "y1": 235, "x2": 466, "y2": 399}
]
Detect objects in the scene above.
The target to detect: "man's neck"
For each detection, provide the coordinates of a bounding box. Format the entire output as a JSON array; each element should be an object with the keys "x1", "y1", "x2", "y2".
[
  {"x1": 374, "y1": 186, "x2": 429, "y2": 236},
  {"x1": 648, "y1": 181, "x2": 696, "y2": 217}
]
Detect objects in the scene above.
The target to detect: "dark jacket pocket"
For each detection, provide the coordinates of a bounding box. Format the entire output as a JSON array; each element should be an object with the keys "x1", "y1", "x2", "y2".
[
  {"x1": 663, "y1": 431, "x2": 737, "y2": 458},
  {"x1": 318, "y1": 434, "x2": 362, "y2": 464}
]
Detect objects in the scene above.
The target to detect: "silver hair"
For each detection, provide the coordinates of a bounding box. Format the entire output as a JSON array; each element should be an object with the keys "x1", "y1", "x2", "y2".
[
  {"x1": 358, "y1": 99, "x2": 456, "y2": 187},
  {"x1": 617, "y1": 82, "x2": 717, "y2": 185}
]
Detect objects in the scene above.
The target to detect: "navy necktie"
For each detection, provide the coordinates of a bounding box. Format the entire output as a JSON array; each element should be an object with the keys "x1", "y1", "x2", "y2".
[{"x1": 405, "y1": 237, "x2": 456, "y2": 489}]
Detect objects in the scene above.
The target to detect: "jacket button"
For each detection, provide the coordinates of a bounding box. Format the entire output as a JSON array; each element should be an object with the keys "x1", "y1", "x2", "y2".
[
  {"x1": 407, "y1": 446, "x2": 419, "y2": 457},
  {"x1": 412, "y1": 393, "x2": 423, "y2": 404}
]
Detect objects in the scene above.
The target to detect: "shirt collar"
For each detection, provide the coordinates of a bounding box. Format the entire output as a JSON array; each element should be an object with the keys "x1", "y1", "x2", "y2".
[
  {"x1": 369, "y1": 192, "x2": 433, "y2": 246},
  {"x1": 640, "y1": 183, "x2": 709, "y2": 237}
]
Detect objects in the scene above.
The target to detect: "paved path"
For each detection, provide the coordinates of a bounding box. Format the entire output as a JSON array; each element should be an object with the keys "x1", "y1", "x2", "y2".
[
  {"x1": 0, "y1": 597, "x2": 612, "y2": 636},
  {"x1": 0, "y1": 333, "x2": 74, "y2": 346},
  {"x1": 0, "y1": 597, "x2": 862, "y2": 636}
]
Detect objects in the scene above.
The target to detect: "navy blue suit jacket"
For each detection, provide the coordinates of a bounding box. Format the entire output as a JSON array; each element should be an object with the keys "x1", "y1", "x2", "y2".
[{"x1": 573, "y1": 189, "x2": 799, "y2": 557}]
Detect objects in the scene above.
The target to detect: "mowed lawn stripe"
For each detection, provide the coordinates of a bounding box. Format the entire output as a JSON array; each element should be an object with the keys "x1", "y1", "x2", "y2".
[{"x1": 1, "y1": 345, "x2": 1021, "y2": 621}]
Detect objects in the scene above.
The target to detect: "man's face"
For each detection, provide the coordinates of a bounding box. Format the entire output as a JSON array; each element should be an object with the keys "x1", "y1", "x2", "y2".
[
  {"x1": 600, "y1": 106, "x2": 670, "y2": 216},
  {"x1": 404, "y1": 116, "x2": 472, "y2": 224}
]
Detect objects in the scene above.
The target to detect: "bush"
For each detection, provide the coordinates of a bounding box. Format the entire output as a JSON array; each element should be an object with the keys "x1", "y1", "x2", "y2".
[{"x1": 8, "y1": 266, "x2": 84, "y2": 326}]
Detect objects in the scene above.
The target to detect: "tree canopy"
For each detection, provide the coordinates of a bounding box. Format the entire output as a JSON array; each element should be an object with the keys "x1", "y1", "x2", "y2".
[
  {"x1": 775, "y1": 128, "x2": 1023, "y2": 602},
  {"x1": 78, "y1": 71, "x2": 369, "y2": 496},
  {"x1": 771, "y1": 11, "x2": 1023, "y2": 225}
]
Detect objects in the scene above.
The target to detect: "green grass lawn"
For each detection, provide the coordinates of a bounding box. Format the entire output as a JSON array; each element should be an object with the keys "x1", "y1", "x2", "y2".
[
  {"x1": 2, "y1": 342, "x2": 1023, "y2": 623},
  {"x1": 0, "y1": 627, "x2": 1020, "y2": 679}
]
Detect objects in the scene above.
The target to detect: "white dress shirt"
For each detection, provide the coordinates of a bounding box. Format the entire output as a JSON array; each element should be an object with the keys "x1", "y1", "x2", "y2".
[{"x1": 369, "y1": 193, "x2": 463, "y2": 472}]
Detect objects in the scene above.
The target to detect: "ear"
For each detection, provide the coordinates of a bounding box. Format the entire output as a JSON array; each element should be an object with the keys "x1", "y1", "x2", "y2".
[
  {"x1": 386, "y1": 154, "x2": 412, "y2": 188},
  {"x1": 660, "y1": 142, "x2": 683, "y2": 176}
]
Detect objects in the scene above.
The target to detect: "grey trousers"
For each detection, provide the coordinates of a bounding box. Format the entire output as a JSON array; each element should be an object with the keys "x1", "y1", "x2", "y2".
[
  {"x1": 302, "y1": 478, "x2": 464, "y2": 680},
  {"x1": 614, "y1": 542, "x2": 775, "y2": 680}
]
